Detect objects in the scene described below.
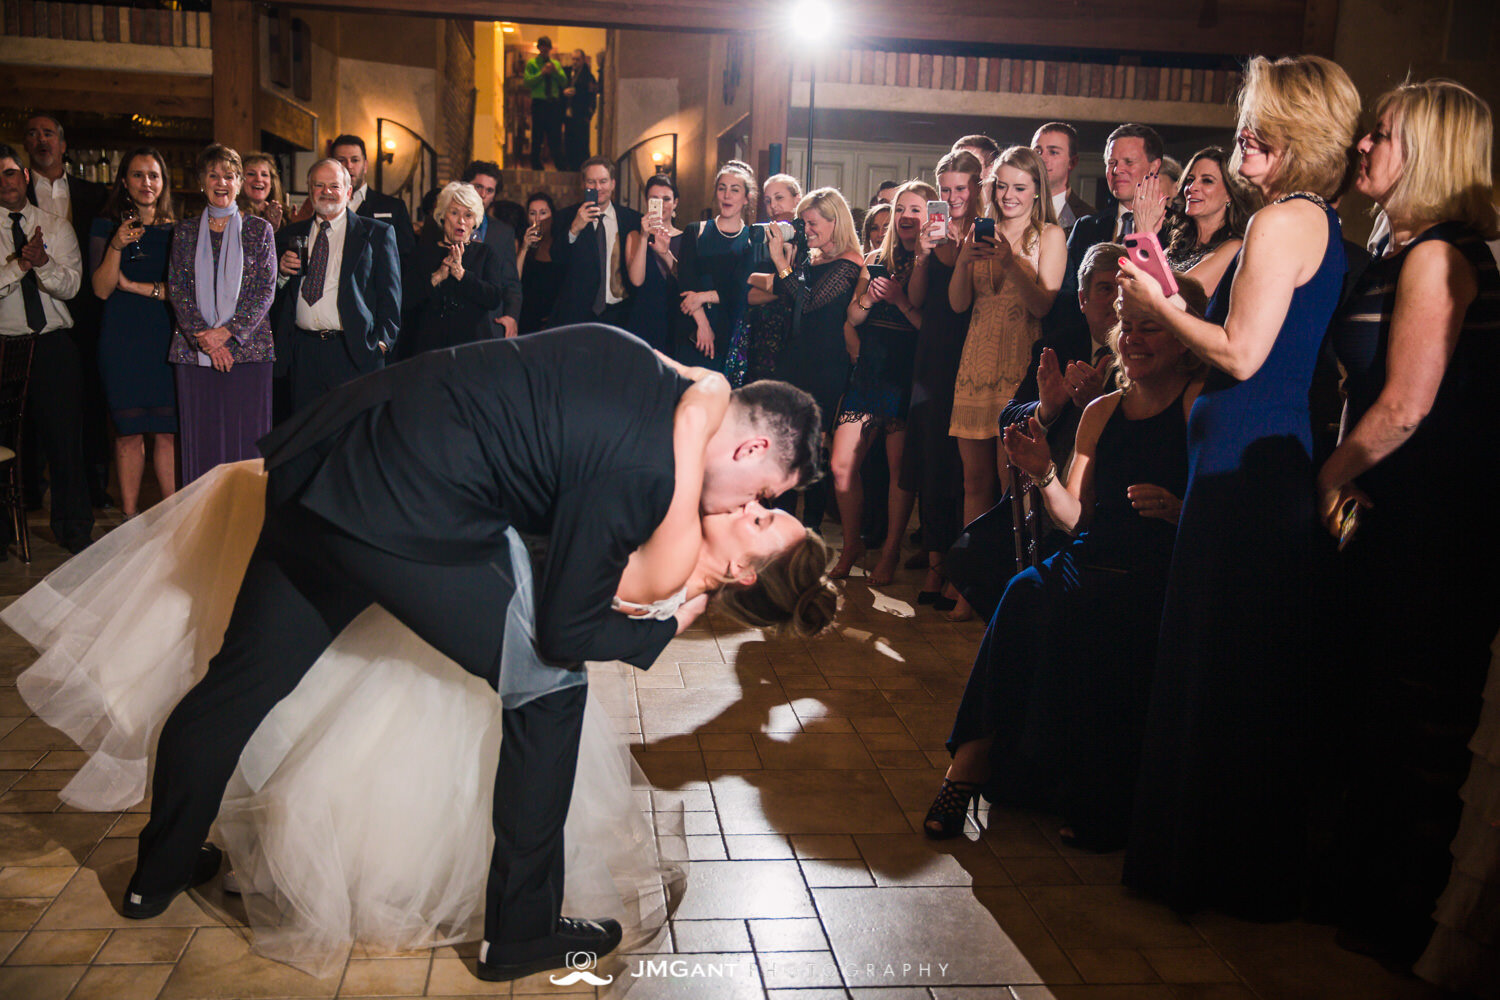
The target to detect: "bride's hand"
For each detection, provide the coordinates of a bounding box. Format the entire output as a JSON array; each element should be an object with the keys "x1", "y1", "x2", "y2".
[{"x1": 674, "y1": 593, "x2": 709, "y2": 635}]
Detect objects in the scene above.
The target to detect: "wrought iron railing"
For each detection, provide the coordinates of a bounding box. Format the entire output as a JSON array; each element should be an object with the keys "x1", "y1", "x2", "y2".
[
  {"x1": 613, "y1": 132, "x2": 678, "y2": 214},
  {"x1": 375, "y1": 117, "x2": 438, "y2": 223}
]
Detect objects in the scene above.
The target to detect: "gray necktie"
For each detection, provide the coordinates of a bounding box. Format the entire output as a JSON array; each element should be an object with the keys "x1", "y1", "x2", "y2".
[{"x1": 592, "y1": 217, "x2": 607, "y2": 314}]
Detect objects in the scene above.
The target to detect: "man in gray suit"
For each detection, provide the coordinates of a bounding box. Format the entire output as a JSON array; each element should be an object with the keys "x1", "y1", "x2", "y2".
[{"x1": 1032, "y1": 122, "x2": 1094, "y2": 231}]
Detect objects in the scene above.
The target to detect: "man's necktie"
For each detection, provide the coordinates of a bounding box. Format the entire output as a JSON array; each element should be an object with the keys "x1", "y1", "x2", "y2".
[
  {"x1": 10, "y1": 212, "x2": 47, "y2": 333},
  {"x1": 592, "y1": 217, "x2": 608, "y2": 314},
  {"x1": 302, "y1": 220, "x2": 330, "y2": 307},
  {"x1": 1118, "y1": 211, "x2": 1135, "y2": 240}
]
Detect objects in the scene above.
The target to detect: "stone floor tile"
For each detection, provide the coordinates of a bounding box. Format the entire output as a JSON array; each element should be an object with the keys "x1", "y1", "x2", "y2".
[
  {"x1": 1009, "y1": 987, "x2": 1176, "y2": 999},
  {"x1": 651, "y1": 787, "x2": 712, "y2": 812},
  {"x1": 94, "y1": 925, "x2": 195, "y2": 964},
  {"x1": 36, "y1": 838, "x2": 221, "y2": 931},
  {"x1": 0, "y1": 930, "x2": 20, "y2": 961},
  {"x1": 747, "y1": 917, "x2": 826, "y2": 952},
  {"x1": 0, "y1": 813, "x2": 115, "y2": 867},
  {"x1": 8, "y1": 770, "x2": 73, "y2": 791},
  {"x1": 426, "y1": 957, "x2": 510, "y2": 995},
  {"x1": 702, "y1": 750, "x2": 762, "y2": 771},
  {"x1": 0, "y1": 788, "x2": 64, "y2": 812},
  {"x1": 1067, "y1": 947, "x2": 1161, "y2": 984},
  {"x1": 709, "y1": 772, "x2": 909, "y2": 836},
  {"x1": 673, "y1": 861, "x2": 814, "y2": 921},
  {"x1": 682, "y1": 811, "x2": 721, "y2": 836},
  {"x1": 107, "y1": 812, "x2": 150, "y2": 839},
  {"x1": 790, "y1": 835, "x2": 860, "y2": 859},
  {"x1": 68, "y1": 961, "x2": 174, "y2": 1000},
  {"x1": 869, "y1": 750, "x2": 936, "y2": 769},
  {"x1": 722, "y1": 834, "x2": 792, "y2": 860},
  {"x1": 337, "y1": 956, "x2": 429, "y2": 996},
  {"x1": 670, "y1": 919, "x2": 750, "y2": 953},
  {"x1": 752, "y1": 734, "x2": 876, "y2": 770},
  {"x1": 1139, "y1": 947, "x2": 1239, "y2": 984},
  {"x1": 0, "y1": 897, "x2": 48, "y2": 930},
  {"x1": 1023, "y1": 886, "x2": 1201, "y2": 950},
  {"x1": 0, "y1": 717, "x2": 73, "y2": 751},
  {"x1": 849, "y1": 988, "x2": 933, "y2": 1000},
  {"x1": 797, "y1": 717, "x2": 858, "y2": 734},
  {"x1": 0, "y1": 751, "x2": 43, "y2": 770},
  {"x1": 799, "y1": 859, "x2": 875, "y2": 888},
  {"x1": 159, "y1": 926, "x2": 342, "y2": 998},
  {"x1": 0, "y1": 963, "x2": 86, "y2": 1000},
  {"x1": 759, "y1": 950, "x2": 843, "y2": 989},
  {"x1": 767, "y1": 989, "x2": 851, "y2": 1000},
  {"x1": 1002, "y1": 857, "x2": 1083, "y2": 886},
  {"x1": 0, "y1": 864, "x2": 74, "y2": 897},
  {"x1": 5, "y1": 927, "x2": 108, "y2": 965},
  {"x1": 630, "y1": 749, "x2": 707, "y2": 787},
  {"x1": 858, "y1": 732, "x2": 920, "y2": 752},
  {"x1": 697, "y1": 734, "x2": 754, "y2": 752},
  {"x1": 854, "y1": 834, "x2": 1012, "y2": 888},
  {"x1": 816, "y1": 885, "x2": 1073, "y2": 987}
]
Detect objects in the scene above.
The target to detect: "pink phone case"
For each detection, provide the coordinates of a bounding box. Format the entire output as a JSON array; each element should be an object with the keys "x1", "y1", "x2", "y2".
[{"x1": 1124, "y1": 232, "x2": 1179, "y2": 298}]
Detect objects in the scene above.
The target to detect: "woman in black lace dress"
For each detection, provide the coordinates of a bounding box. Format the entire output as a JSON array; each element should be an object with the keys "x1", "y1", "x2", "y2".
[{"x1": 751, "y1": 187, "x2": 864, "y2": 529}]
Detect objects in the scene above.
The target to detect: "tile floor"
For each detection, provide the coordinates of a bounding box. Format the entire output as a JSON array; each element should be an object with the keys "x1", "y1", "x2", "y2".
[{"x1": 0, "y1": 514, "x2": 1446, "y2": 999}]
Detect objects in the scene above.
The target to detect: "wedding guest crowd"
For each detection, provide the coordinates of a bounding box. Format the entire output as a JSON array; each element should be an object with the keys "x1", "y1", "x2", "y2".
[{"x1": 7, "y1": 55, "x2": 1499, "y2": 993}]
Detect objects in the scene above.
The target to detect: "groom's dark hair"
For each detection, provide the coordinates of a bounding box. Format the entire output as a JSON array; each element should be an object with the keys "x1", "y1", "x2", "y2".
[{"x1": 733, "y1": 380, "x2": 823, "y2": 487}]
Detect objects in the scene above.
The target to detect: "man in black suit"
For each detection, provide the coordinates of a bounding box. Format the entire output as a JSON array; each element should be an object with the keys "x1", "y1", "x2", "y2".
[
  {"x1": 451, "y1": 160, "x2": 522, "y2": 338},
  {"x1": 329, "y1": 134, "x2": 415, "y2": 266},
  {"x1": 551, "y1": 157, "x2": 641, "y2": 327},
  {"x1": 1031, "y1": 122, "x2": 1094, "y2": 231},
  {"x1": 563, "y1": 49, "x2": 597, "y2": 172},
  {"x1": 24, "y1": 113, "x2": 111, "y2": 509},
  {"x1": 271, "y1": 158, "x2": 401, "y2": 415},
  {"x1": 121, "y1": 327, "x2": 823, "y2": 983}
]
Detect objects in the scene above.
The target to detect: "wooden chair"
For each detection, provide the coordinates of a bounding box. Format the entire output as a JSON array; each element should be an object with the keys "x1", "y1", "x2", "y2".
[
  {"x1": 0, "y1": 334, "x2": 40, "y2": 563},
  {"x1": 1006, "y1": 463, "x2": 1044, "y2": 573}
]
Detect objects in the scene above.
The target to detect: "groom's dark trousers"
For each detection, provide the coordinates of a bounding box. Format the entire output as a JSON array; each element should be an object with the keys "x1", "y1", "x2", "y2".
[{"x1": 133, "y1": 328, "x2": 686, "y2": 947}]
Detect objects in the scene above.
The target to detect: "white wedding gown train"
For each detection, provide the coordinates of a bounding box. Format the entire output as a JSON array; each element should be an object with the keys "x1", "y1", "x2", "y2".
[{"x1": 4, "y1": 461, "x2": 679, "y2": 978}]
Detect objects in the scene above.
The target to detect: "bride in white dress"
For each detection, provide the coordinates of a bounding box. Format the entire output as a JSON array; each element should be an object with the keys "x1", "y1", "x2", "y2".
[{"x1": 4, "y1": 458, "x2": 833, "y2": 978}]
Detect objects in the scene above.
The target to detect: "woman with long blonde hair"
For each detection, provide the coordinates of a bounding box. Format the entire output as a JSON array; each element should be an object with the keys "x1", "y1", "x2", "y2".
[{"x1": 944, "y1": 145, "x2": 1066, "y2": 620}]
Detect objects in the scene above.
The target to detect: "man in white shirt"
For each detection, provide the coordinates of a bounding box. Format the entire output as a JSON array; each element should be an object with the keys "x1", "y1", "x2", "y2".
[
  {"x1": 1031, "y1": 121, "x2": 1095, "y2": 230},
  {"x1": 25, "y1": 113, "x2": 112, "y2": 509},
  {"x1": 271, "y1": 159, "x2": 401, "y2": 415},
  {"x1": 551, "y1": 157, "x2": 641, "y2": 327},
  {"x1": 0, "y1": 144, "x2": 93, "y2": 554}
]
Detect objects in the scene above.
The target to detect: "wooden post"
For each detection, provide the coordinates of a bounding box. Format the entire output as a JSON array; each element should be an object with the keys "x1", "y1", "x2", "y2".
[
  {"x1": 748, "y1": 31, "x2": 790, "y2": 184},
  {"x1": 212, "y1": 0, "x2": 259, "y2": 153}
]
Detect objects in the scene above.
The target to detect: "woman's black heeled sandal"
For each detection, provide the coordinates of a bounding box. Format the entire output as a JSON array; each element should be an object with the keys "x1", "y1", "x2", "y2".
[{"x1": 923, "y1": 779, "x2": 983, "y2": 840}]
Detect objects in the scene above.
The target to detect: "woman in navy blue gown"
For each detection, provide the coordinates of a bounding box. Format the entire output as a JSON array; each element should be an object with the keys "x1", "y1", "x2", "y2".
[
  {"x1": 624, "y1": 175, "x2": 683, "y2": 355},
  {"x1": 1115, "y1": 54, "x2": 1362, "y2": 920},
  {"x1": 89, "y1": 148, "x2": 178, "y2": 518}
]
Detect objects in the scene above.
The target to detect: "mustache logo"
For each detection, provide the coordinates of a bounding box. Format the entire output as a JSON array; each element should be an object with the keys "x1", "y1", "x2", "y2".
[{"x1": 548, "y1": 969, "x2": 615, "y2": 985}]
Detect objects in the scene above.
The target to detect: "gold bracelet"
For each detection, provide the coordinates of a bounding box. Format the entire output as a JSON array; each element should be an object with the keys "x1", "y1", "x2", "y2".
[
  {"x1": 1033, "y1": 462, "x2": 1058, "y2": 489},
  {"x1": 152, "y1": 283, "x2": 161, "y2": 299},
  {"x1": 777, "y1": 267, "x2": 793, "y2": 280}
]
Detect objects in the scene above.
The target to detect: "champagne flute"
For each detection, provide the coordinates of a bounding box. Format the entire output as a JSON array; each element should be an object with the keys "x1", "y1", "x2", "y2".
[{"x1": 119, "y1": 204, "x2": 146, "y2": 262}]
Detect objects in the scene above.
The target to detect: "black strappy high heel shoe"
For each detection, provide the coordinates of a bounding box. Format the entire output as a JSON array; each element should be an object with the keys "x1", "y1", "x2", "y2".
[{"x1": 923, "y1": 778, "x2": 983, "y2": 840}]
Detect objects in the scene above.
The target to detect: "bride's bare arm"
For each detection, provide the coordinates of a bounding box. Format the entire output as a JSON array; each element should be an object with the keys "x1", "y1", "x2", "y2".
[{"x1": 617, "y1": 372, "x2": 729, "y2": 604}]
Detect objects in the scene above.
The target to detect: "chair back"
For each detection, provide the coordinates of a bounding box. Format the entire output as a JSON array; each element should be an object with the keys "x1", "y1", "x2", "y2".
[
  {"x1": 1006, "y1": 463, "x2": 1043, "y2": 572},
  {"x1": 0, "y1": 334, "x2": 38, "y2": 461}
]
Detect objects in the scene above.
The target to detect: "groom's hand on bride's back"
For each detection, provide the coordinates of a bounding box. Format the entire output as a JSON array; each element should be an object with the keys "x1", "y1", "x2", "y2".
[{"x1": 674, "y1": 593, "x2": 709, "y2": 635}]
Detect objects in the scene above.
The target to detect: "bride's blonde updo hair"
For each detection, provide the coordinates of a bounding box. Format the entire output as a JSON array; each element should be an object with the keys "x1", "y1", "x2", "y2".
[{"x1": 716, "y1": 529, "x2": 837, "y2": 638}]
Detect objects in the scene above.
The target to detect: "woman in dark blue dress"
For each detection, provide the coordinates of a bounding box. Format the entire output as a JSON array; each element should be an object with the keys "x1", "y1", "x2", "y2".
[
  {"x1": 924, "y1": 294, "x2": 1206, "y2": 849},
  {"x1": 1318, "y1": 79, "x2": 1500, "y2": 972},
  {"x1": 1115, "y1": 54, "x2": 1362, "y2": 920},
  {"x1": 625, "y1": 174, "x2": 682, "y2": 354},
  {"x1": 89, "y1": 147, "x2": 178, "y2": 518},
  {"x1": 674, "y1": 161, "x2": 762, "y2": 381}
]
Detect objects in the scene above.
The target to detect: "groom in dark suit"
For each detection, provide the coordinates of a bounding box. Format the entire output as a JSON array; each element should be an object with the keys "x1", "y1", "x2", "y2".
[
  {"x1": 122, "y1": 327, "x2": 822, "y2": 982},
  {"x1": 272, "y1": 158, "x2": 401, "y2": 415}
]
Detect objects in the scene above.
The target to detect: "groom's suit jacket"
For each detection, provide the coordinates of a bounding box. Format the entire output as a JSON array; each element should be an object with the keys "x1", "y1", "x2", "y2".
[{"x1": 258, "y1": 324, "x2": 691, "y2": 669}]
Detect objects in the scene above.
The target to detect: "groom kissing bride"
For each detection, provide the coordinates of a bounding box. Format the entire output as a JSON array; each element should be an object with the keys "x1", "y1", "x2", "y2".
[{"x1": 112, "y1": 324, "x2": 832, "y2": 981}]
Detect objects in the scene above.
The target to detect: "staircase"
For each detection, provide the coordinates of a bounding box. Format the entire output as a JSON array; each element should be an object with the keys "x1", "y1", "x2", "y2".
[{"x1": 499, "y1": 168, "x2": 579, "y2": 207}]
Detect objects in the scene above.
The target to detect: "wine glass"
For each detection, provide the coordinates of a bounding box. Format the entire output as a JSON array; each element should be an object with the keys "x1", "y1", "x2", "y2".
[
  {"x1": 290, "y1": 234, "x2": 309, "y2": 271},
  {"x1": 119, "y1": 204, "x2": 146, "y2": 262}
]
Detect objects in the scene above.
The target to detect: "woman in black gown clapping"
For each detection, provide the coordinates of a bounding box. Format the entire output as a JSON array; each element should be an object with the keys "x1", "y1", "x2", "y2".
[{"x1": 399, "y1": 182, "x2": 503, "y2": 359}]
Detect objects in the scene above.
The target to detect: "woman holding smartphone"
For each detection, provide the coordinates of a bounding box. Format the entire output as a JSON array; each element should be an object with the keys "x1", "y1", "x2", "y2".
[
  {"x1": 1315, "y1": 79, "x2": 1500, "y2": 974},
  {"x1": 517, "y1": 192, "x2": 561, "y2": 334},
  {"x1": 90, "y1": 147, "x2": 178, "y2": 518},
  {"x1": 1116, "y1": 54, "x2": 1361, "y2": 920},
  {"x1": 624, "y1": 175, "x2": 683, "y2": 354},
  {"x1": 673, "y1": 160, "x2": 762, "y2": 382},
  {"x1": 946, "y1": 146, "x2": 1066, "y2": 621},
  {"x1": 829, "y1": 181, "x2": 936, "y2": 580},
  {"x1": 900, "y1": 150, "x2": 982, "y2": 609}
]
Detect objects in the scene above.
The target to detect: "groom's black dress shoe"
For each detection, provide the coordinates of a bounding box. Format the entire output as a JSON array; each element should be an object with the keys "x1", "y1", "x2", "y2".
[
  {"x1": 122, "y1": 843, "x2": 223, "y2": 919},
  {"x1": 476, "y1": 916, "x2": 624, "y2": 982}
]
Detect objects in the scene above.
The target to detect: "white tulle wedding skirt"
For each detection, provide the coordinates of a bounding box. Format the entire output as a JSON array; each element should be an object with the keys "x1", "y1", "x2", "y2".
[{"x1": 4, "y1": 461, "x2": 680, "y2": 978}]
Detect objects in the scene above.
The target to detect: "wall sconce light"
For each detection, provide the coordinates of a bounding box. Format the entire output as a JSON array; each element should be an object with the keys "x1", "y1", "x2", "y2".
[
  {"x1": 501, "y1": 23, "x2": 515, "y2": 33},
  {"x1": 380, "y1": 137, "x2": 397, "y2": 166}
]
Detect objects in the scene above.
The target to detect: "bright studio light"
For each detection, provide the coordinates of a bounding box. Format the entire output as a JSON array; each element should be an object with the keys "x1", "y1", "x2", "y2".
[{"x1": 799, "y1": 0, "x2": 836, "y2": 38}]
